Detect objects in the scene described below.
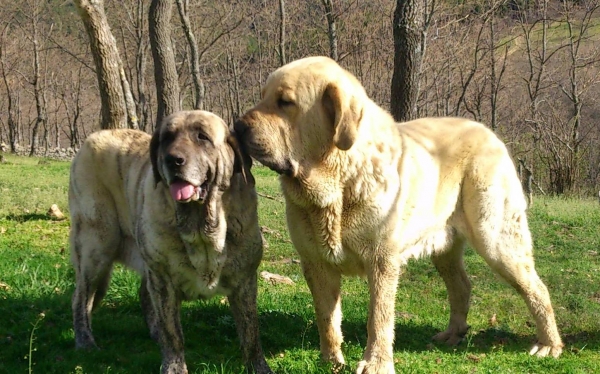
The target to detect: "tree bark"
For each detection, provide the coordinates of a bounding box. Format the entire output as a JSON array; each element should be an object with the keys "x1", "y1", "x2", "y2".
[
  {"x1": 118, "y1": 0, "x2": 149, "y2": 131},
  {"x1": 175, "y1": 0, "x2": 205, "y2": 110},
  {"x1": 74, "y1": 0, "x2": 128, "y2": 129},
  {"x1": 29, "y1": 5, "x2": 48, "y2": 156},
  {"x1": 149, "y1": 0, "x2": 180, "y2": 126},
  {"x1": 278, "y1": 0, "x2": 286, "y2": 66},
  {"x1": 391, "y1": 0, "x2": 429, "y2": 122},
  {"x1": 321, "y1": 0, "x2": 338, "y2": 61},
  {"x1": 0, "y1": 24, "x2": 18, "y2": 153}
]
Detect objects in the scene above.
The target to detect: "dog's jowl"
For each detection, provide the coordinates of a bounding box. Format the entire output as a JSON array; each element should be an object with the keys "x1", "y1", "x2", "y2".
[{"x1": 69, "y1": 110, "x2": 272, "y2": 374}]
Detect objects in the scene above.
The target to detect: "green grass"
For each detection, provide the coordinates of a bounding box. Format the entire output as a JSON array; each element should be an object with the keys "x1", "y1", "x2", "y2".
[{"x1": 1, "y1": 154, "x2": 600, "y2": 373}]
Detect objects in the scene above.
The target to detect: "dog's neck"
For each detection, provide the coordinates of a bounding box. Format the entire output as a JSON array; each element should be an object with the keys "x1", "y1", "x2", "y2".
[
  {"x1": 279, "y1": 107, "x2": 400, "y2": 264},
  {"x1": 174, "y1": 189, "x2": 228, "y2": 289}
]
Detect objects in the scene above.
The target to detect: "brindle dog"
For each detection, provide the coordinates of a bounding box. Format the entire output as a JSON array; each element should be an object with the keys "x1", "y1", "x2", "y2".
[{"x1": 69, "y1": 110, "x2": 272, "y2": 374}]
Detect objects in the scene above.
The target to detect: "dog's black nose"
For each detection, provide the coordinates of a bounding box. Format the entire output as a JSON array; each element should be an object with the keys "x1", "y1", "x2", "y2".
[
  {"x1": 234, "y1": 119, "x2": 249, "y2": 137},
  {"x1": 165, "y1": 153, "x2": 186, "y2": 167}
]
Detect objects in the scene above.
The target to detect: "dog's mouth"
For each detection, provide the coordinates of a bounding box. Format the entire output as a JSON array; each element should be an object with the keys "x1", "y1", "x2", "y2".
[
  {"x1": 262, "y1": 158, "x2": 296, "y2": 177},
  {"x1": 239, "y1": 142, "x2": 297, "y2": 177},
  {"x1": 169, "y1": 179, "x2": 209, "y2": 203}
]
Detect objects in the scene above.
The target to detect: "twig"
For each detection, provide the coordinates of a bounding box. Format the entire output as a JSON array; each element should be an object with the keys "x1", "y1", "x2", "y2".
[{"x1": 257, "y1": 192, "x2": 284, "y2": 203}]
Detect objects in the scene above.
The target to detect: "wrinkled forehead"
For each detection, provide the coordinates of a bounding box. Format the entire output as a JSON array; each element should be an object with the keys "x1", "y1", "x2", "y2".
[
  {"x1": 163, "y1": 110, "x2": 228, "y2": 140},
  {"x1": 262, "y1": 57, "x2": 357, "y2": 99}
]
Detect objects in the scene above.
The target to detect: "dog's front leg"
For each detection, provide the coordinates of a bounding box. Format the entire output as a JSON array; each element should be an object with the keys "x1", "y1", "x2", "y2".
[
  {"x1": 301, "y1": 258, "x2": 345, "y2": 367},
  {"x1": 140, "y1": 276, "x2": 160, "y2": 342},
  {"x1": 228, "y1": 272, "x2": 273, "y2": 374},
  {"x1": 356, "y1": 256, "x2": 399, "y2": 374},
  {"x1": 146, "y1": 270, "x2": 187, "y2": 374}
]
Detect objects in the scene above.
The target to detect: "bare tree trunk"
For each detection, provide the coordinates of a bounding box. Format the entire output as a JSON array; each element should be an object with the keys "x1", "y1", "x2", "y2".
[
  {"x1": 149, "y1": 0, "x2": 180, "y2": 126},
  {"x1": 74, "y1": 0, "x2": 128, "y2": 129},
  {"x1": 278, "y1": 0, "x2": 286, "y2": 66},
  {"x1": 391, "y1": 0, "x2": 434, "y2": 122},
  {"x1": 227, "y1": 51, "x2": 241, "y2": 120},
  {"x1": 29, "y1": 5, "x2": 48, "y2": 156},
  {"x1": 136, "y1": 0, "x2": 150, "y2": 132},
  {"x1": 321, "y1": 0, "x2": 338, "y2": 61},
  {"x1": 120, "y1": 65, "x2": 139, "y2": 129},
  {"x1": 518, "y1": 158, "x2": 534, "y2": 208},
  {"x1": 61, "y1": 66, "x2": 84, "y2": 148},
  {"x1": 175, "y1": 0, "x2": 205, "y2": 110},
  {"x1": 0, "y1": 24, "x2": 18, "y2": 153},
  {"x1": 128, "y1": 0, "x2": 150, "y2": 131},
  {"x1": 486, "y1": 4, "x2": 509, "y2": 133}
]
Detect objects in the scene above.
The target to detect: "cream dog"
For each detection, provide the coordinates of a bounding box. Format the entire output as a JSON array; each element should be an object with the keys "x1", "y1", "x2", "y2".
[{"x1": 235, "y1": 56, "x2": 562, "y2": 374}]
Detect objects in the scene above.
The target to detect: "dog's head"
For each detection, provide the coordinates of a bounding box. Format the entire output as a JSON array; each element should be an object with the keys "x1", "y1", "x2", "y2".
[
  {"x1": 234, "y1": 56, "x2": 365, "y2": 177},
  {"x1": 150, "y1": 110, "x2": 245, "y2": 204}
]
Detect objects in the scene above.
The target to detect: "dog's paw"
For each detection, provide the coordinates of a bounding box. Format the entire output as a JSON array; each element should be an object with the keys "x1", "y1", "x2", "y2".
[
  {"x1": 321, "y1": 350, "x2": 346, "y2": 367},
  {"x1": 161, "y1": 359, "x2": 188, "y2": 374},
  {"x1": 432, "y1": 325, "x2": 469, "y2": 346},
  {"x1": 529, "y1": 342, "x2": 563, "y2": 358},
  {"x1": 355, "y1": 359, "x2": 394, "y2": 374},
  {"x1": 74, "y1": 335, "x2": 99, "y2": 350},
  {"x1": 250, "y1": 357, "x2": 274, "y2": 374}
]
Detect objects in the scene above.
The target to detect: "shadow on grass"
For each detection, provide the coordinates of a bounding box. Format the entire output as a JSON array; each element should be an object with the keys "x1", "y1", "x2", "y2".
[
  {"x1": 2, "y1": 290, "x2": 597, "y2": 374},
  {"x1": 5, "y1": 213, "x2": 53, "y2": 222},
  {"x1": 0, "y1": 290, "x2": 315, "y2": 374}
]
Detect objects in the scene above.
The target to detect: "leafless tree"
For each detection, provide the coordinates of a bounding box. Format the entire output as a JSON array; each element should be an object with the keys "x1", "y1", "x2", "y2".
[
  {"x1": 278, "y1": 0, "x2": 287, "y2": 66},
  {"x1": 226, "y1": 51, "x2": 242, "y2": 121},
  {"x1": 175, "y1": 0, "x2": 205, "y2": 110},
  {"x1": 116, "y1": 0, "x2": 151, "y2": 131},
  {"x1": 486, "y1": 1, "x2": 510, "y2": 132},
  {"x1": 149, "y1": 0, "x2": 180, "y2": 125},
  {"x1": 59, "y1": 66, "x2": 85, "y2": 148},
  {"x1": 17, "y1": 0, "x2": 51, "y2": 156},
  {"x1": 74, "y1": 0, "x2": 131, "y2": 129},
  {"x1": 321, "y1": 0, "x2": 338, "y2": 61},
  {"x1": 391, "y1": 0, "x2": 436, "y2": 121},
  {"x1": 0, "y1": 23, "x2": 19, "y2": 153},
  {"x1": 518, "y1": 0, "x2": 600, "y2": 194}
]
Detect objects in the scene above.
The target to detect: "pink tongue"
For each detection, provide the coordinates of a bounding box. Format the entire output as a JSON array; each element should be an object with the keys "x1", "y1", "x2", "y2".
[{"x1": 169, "y1": 181, "x2": 196, "y2": 201}]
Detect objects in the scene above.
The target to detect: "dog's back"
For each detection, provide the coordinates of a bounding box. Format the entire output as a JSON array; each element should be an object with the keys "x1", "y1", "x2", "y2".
[
  {"x1": 70, "y1": 129, "x2": 151, "y2": 218},
  {"x1": 69, "y1": 130, "x2": 155, "y2": 299}
]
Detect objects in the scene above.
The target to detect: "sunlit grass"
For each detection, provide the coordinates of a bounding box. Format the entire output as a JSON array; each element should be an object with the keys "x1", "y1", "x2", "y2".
[{"x1": 1, "y1": 156, "x2": 600, "y2": 373}]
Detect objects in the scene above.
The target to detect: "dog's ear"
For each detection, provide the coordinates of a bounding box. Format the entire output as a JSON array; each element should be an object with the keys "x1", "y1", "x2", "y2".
[
  {"x1": 227, "y1": 133, "x2": 249, "y2": 183},
  {"x1": 322, "y1": 82, "x2": 364, "y2": 151},
  {"x1": 149, "y1": 125, "x2": 162, "y2": 185}
]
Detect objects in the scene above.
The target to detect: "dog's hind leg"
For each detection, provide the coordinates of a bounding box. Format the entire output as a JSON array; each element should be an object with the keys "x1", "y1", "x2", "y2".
[
  {"x1": 71, "y1": 217, "x2": 119, "y2": 349},
  {"x1": 431, "y1": 235, "x2": 471, "y2": 346},
  {"x1": 91, "y1": 268, "x2": 113, "y2": 311},
  {"x1": 462, "y1": 182, "x2": 563, "y2": 358},
  {"x1": 140, "y1": 276, "x2": 159, "y2": 342}
]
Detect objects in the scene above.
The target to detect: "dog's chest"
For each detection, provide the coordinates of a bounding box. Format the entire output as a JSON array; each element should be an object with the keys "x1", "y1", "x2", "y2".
[{"x1": 183, "y1": 227, "x2": 230, "y2": 295}]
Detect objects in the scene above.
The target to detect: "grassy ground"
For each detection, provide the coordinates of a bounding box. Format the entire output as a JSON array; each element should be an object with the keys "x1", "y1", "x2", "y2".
[{"x1": 1, "y1": 153, "x2": 600, "y2": 373}]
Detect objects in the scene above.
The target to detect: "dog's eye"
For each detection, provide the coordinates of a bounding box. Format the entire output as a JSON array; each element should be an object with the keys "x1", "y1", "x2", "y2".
[
  {"x1": 197, "y1": 132, "x2": 209, "y2": 142},
  {"x1": 277, "y1": 98, "x2": 294, "y2": 108}
]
